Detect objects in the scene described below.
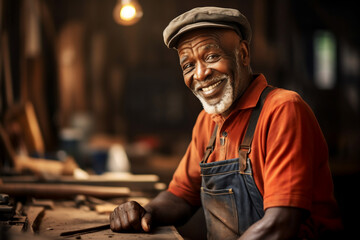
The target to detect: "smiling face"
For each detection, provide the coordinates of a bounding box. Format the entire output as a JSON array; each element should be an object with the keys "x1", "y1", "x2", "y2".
[{"x1": 177, "y1": 28, "x2": 252, "y2": 116}]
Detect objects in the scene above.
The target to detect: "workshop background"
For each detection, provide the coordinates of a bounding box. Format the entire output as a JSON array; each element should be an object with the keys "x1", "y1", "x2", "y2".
[{"x1": 1, "y1": 0, "x2": 359, "y2": 239}]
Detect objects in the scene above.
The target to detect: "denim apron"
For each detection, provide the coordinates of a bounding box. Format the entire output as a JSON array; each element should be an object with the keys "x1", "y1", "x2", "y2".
[{"x1": 200, "y1": 87, "x2": 273, "y2": 240}]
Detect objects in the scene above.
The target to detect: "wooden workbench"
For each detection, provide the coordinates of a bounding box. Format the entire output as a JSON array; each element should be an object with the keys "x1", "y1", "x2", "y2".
[
  {"x1": 3, "y1": 200, "x2": 183, "y2": 240},
  {"x1": 1, "y1": 174, "x2": 182, "y2": 239},
  {"x1": 35, "y1": 201, "x2": 183, "y2": 240}
]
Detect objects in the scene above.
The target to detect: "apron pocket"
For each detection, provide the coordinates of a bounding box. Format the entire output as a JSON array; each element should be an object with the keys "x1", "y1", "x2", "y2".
[{"x1": 201, "y1": 187, "x2": 239, "y2": 239}]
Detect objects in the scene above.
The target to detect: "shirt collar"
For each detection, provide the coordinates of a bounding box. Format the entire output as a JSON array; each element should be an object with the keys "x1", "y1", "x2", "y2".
[
  {"x1": 211, "y1": 74, "x2": 268, "y2": 122},
  {"x1": 233, "y1": 73, "x2": 268, "y2": 110}
]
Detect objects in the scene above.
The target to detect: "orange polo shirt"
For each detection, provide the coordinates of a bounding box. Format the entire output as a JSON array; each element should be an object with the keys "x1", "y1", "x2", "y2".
[{"x1": 168, "y1": 74, "x2": 342, "y2": 236}]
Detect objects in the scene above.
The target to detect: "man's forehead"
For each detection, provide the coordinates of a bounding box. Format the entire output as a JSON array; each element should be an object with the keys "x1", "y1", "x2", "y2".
[
  {"x1": 177, "y1": 28, "x2": 235, "y2": 50},
  {"x1": 178, "y1": 42, "x2": 219, "y2": 64},
  {"x1": 177, "y1": 35, "x2": 219, "y2": 53},
  {"x1": 177, "y1": 28, "x2": 239, "y2": 53}
]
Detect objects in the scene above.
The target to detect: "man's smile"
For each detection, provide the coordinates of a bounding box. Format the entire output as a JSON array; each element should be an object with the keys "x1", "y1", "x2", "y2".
[
  {"x1": 195, "y1": 78, "x2": 227, "y2": 100},
  {"x1": 201, "y1": 80, "x2": 224, "y2": 94}
]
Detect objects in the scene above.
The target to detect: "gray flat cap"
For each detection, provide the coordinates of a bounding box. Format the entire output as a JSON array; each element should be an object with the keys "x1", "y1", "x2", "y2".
[{"x1": 163, "y1": 6, "x2": 252, "y2": 49}]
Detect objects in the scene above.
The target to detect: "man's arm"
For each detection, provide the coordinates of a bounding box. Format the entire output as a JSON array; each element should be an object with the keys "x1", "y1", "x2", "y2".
[
  {"x1": 239, "y1": 207, "x2": 308, "y2": 240},
  {"x1": 110, "y1": 191, "x2": 197, "y2": 232}
]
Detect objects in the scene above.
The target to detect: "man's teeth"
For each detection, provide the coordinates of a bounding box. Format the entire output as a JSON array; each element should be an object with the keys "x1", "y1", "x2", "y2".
[{"x1": 202, "y1": 81, "x2": 222, "y2": 92}]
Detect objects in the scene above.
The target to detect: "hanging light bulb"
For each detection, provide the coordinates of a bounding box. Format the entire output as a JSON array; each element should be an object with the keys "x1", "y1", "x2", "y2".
[{"x1": 113, "y1": 0, "x2": 143, "y2": 26}]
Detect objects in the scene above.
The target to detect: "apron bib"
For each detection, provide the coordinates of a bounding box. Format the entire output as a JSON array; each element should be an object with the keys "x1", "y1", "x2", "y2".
[{"x1": 200, "y1": 87, "x2": 273, "y2": 239}]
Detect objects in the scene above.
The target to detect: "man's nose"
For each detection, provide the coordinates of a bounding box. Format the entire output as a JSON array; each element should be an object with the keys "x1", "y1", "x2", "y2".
[{"x1": 194, "y1": 62, "x2": 211, "y2": 81}]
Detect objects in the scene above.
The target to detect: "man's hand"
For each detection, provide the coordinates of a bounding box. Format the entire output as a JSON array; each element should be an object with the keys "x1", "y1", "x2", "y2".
[
  {"x1": 110, "y1": 201, "x2": 152, "y2": 232},
  {"x1": 110, "y1": 191, "x2": 197, "y2": 233}
]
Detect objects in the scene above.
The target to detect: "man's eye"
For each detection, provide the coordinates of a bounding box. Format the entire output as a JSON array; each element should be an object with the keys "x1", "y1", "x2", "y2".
[
  {"x1": 206, "y1": 54, "x2": 219, "y2": 62},
  {"x1": 182, "y1": 63, "x2": 193, "y2": 72}
]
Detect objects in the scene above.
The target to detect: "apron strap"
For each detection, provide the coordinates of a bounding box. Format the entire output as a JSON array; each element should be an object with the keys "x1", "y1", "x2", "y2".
[
  {"x1": 239, "y1": 86, "x2": 274, "y2": 173},
  {"x1": 201, "y1": 124, "x2": 218, "y2": 163}
]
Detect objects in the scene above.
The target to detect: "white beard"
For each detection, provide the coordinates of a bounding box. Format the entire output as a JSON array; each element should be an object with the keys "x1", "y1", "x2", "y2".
[{"x1": 194, "y1": 79, "x2": 234, "y2": 115}]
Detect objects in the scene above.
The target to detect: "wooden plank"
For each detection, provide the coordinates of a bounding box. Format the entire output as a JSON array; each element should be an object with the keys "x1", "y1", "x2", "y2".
[
  {"x1": 94, "y1": 203, "x2": 118, "y2": 214},
  {"x1": 31, "y1": 198, "x2": 54, "y2": 209},
  {"x1": 1, "y1": 173, "x2": 167, "y2": 191},
  {"x1": 0, "y1": 183, "x2": 130, "y2": 199},
  {"x1": 22, "y1": 101, "x2": 45, "y2": 155},
  {"x1": 4, "y1": 101, "x2": 45, "y2": 156}
]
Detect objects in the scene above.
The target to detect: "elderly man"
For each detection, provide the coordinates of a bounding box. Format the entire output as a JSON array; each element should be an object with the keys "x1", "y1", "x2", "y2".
[{"x1": 110, "y1": 7, "x2": 343, "y2": 239}]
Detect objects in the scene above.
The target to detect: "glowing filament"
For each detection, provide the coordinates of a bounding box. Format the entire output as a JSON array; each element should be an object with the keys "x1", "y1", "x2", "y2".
[{"x1": 120, "y1": 5, "x2": 136, "y2": 21}]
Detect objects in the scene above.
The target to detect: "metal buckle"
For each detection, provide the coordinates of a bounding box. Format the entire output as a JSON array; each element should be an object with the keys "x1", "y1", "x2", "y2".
[
  {"x1": 239, "y1": 145, "x2": 251, "y2": 154},
  {"x1": 206, "y1": 145, "x2": 214, "y2": 151}
]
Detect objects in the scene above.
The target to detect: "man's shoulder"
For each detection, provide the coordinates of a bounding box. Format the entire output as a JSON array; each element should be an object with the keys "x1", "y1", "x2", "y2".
[
  {"x1": 266, "y1": 87, "x2": 305, "y2": 107},
  {"x1": 263, "y1": 87, "x2": 317, "y2": 123}
]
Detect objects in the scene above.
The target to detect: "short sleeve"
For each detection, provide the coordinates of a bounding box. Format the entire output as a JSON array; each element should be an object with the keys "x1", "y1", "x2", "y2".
[{"x1": 261, "y1": 91, "x2": 328, "y2": 211}]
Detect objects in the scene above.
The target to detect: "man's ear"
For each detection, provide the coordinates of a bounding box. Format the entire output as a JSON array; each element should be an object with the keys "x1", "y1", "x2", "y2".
[{"x1": 238, "y1": 40, "x2": 250, "y2": 66}]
